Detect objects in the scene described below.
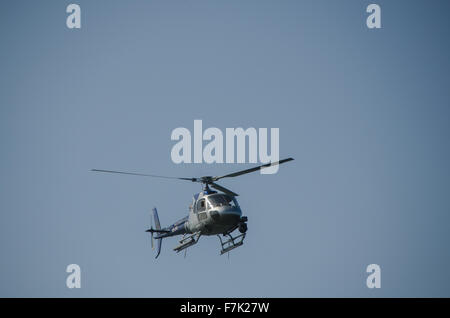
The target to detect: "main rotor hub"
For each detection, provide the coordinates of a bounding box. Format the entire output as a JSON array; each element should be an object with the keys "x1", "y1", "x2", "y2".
[
  {"x1": 199, "y1": 176, "x2": 214, "y2": 184},
  {"x1": 202, "y1": 182, "x2": 216, "y2": 194}
]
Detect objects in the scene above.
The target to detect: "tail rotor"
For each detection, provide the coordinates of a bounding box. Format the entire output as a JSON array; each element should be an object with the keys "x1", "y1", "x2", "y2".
[
  {"x1": 145, "y1": 207, "x2": 164, "y2": 258},
  {"x1": 149, "y1": 214, "x2": 155, "y2": 250}
]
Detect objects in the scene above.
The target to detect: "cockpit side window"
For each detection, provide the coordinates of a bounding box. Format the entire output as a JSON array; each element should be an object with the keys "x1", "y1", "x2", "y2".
[{"x1": 196, "y1": 199, "x2": 206, "y2": 212}]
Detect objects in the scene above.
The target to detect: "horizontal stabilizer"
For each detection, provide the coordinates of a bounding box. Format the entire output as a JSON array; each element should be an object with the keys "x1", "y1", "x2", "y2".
[{"x1": 145, "y1": 228, "x2": 170, "y2": 233}]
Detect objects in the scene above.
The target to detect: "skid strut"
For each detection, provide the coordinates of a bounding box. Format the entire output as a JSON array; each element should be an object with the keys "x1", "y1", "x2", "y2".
[
  {"x1": 173, "y1": 232, "x2": 201, "y2": 253},
  {"x1": 217, "y1": 232, "x2": 246, "y2": 255}
]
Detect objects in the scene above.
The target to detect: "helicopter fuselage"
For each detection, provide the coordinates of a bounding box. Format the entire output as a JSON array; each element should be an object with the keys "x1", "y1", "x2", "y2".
[
  {"x1": 155, "y1": 191, "x2": 245, "y2": 239},
  {"x1": 92, "y1": 157, "x2": 293, "y2": 257}
]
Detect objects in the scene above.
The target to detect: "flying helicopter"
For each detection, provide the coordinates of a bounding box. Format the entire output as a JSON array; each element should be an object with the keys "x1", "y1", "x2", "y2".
[{"x1": 91, "y1": 157, "x2": 294, "y2": 258}]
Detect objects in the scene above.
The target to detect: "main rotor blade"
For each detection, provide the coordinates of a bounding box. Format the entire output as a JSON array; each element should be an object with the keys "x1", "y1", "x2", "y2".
[
  {"x1": 210, "y1": 182, "x2": 239, "y2": 197},
  {"x1": 213, "y1": 157, "x2": 294, "y2": 180},
  {"x1": 91, "y1": 169, "x2": 196, "y2": 181}
]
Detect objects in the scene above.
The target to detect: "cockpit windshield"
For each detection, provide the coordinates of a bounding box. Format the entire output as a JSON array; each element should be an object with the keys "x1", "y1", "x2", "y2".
[{"x1": 207, "y1": 194, "x2": 237, "y2": 207}]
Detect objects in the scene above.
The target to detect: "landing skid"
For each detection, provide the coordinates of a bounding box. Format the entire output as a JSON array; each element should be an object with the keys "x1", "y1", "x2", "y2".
[
  {"x1": 217, "y1": 231, "x2": 246, "y2": 255},
  {"x1": 173, "y1": 232, "x2": 201, "y2": 254}
]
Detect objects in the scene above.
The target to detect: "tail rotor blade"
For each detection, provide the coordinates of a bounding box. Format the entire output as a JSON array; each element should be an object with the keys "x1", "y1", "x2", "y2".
[
  {"x1": 150, "y1": 212, "x2": 154, "y2": 250},
  {"x1": 155, "y1": 238, "x2": 162, "y2": 259}
]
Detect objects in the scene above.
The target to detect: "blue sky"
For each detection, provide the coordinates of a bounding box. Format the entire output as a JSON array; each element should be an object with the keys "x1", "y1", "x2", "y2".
[{"x1": 1, "y1": 0, "x2": 450, "y2": 297}]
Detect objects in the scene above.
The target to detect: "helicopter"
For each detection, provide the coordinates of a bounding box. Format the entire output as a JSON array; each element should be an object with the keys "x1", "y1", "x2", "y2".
[{"x1": 91, "y1": 157, "x2": 294, "y2": 258}]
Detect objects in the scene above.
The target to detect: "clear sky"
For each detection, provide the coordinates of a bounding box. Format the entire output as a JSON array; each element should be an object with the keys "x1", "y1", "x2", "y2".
[{"x1": 1, "y1": 0, "x2": 450, "y2": 297}]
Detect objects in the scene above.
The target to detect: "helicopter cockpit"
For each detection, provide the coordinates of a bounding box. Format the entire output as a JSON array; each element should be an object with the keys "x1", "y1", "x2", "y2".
[{"x1": 193, "y1": 193, "x2": 239, "y2": 214}]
